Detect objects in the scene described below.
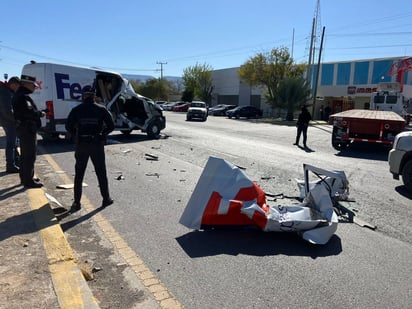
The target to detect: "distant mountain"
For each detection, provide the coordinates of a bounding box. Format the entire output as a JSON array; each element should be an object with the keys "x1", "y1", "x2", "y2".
[
  {"x1": 122, "y1": 74, "x2": 154, "y2": 81},
  {"x1": 122, "y1": 73, "x2": 182, "y2": 83}
]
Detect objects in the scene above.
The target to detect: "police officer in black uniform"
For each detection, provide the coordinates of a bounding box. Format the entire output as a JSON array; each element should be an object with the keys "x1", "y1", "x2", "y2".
[
  {"x1": 12, "y1": 75, "x2": 45, "y2": 188},
  {"x1": 66, "y1": 85, "x2": 115, "y2": 211},
  {"x1": 294, "y1": 105, "x2": 312, "y2": 148}
]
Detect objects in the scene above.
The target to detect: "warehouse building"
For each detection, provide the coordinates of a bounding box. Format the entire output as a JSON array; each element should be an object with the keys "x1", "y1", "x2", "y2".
[{"x1": 211, "y1": 56, "x2": 412, "y2": 119}]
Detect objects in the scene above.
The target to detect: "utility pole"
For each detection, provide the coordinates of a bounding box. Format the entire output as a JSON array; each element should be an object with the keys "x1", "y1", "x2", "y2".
[
  {"x1": 157, "y1": 61, "x2": 167, "y2": 79},
  {"x1": 312, "y1": 26, "x2": 325, "y2": 116}
]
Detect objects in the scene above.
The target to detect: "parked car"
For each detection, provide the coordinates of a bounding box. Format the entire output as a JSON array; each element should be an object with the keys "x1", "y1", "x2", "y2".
[
  {"x1": 210, "y1": 104, "x2": 237, "y2": 116},
  {"x1": 162, "y1": 101, "x2": 180, "y2": 111},
  {"x1": 208, "y1": 104, "x2": 228, "y2": 115},
  {"x1": 173, "y1": 102, "x2": 190, "y2": 112},
  {"x1": 226, "y1": 106, "x2": 263, "y2": 119},
  {"x1": 155, "y1": 101, "x2": 168, "y2": 109},
  {"x1": 187, "y1": 101, "x2": 208, "y2": 121},
  {"x1": 388, "y1": 131, "x2": 412, "y2": 192}
]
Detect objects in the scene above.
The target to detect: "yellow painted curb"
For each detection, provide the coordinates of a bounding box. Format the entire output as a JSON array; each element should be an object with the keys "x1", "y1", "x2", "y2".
[
  {"x1": 27, "y1": 188, "x2": 99, "y2": 309},
  {"x1": 42, "y1": 152, "x2": 184, "y2": 309}
]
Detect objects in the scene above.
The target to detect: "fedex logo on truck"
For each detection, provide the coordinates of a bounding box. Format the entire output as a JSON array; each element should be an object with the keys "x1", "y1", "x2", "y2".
[{"x1": 55, "y1": 73, "x2": 95, "y2": 101}]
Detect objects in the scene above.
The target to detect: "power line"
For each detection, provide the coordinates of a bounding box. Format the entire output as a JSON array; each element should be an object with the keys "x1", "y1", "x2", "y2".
[{"x1": 0, "y1": 43, "x2": 158, "y2": 73}]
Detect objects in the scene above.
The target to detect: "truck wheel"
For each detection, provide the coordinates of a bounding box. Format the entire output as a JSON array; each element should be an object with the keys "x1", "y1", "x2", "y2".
[
  {"x1": 147, "y1": 122, "x2": 161, "y2": 139},
  {"x1": 121, "y1": 129, "x2": 133, "y2": 135},
  {"x1": 402, "y1": 160, "x2": 412, "y2": 192},
  {"x1": 332, "y1": 127, "x2": 348, "y2": 150},
  {"x1": 41, "y1": 133, "x2": 59, "y2": 142}
]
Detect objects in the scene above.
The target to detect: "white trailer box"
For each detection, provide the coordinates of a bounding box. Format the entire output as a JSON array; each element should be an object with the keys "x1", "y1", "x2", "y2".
[{"x1": 21, "y1": 62, "x2": 166, "y2": 140}]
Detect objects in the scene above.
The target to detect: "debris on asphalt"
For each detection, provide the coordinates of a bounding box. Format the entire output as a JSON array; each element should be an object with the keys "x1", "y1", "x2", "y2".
[
  {"x1": 78, "y1": 262, "x2": 94, "y2": 281},
  {"x1": 145, "y1": 153, "x2": 159, "y2": 161},
  {"x1": 116, "y1": 175, "x2": 125, "y2": 180},
  {"x1": 56, "y1": 183, "x2": 88, "y2": 189},
  {"x1": 261, "y1": 176, "x2": 275, "y2": 180},
  {"x1": 45, "y1": 192, "x2": 63, "y2": 207},
  {"x1": 180, "y1": 156, "x2": 347, "y2": 245},
  {"x1": 122, "y1": 149, "x2": 132, "y2": 154},
  {"x1": 92, "y1": 267, "x2": 102, "y2": 273},
  {"x1": 145, "y1": 172, "x2": 160, "y2": 177}
]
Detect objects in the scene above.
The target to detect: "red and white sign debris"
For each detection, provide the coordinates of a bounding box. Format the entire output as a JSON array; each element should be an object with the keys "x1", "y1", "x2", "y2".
[{"x1": 180, "y1": 157, "x2": 341, "y2": 245}]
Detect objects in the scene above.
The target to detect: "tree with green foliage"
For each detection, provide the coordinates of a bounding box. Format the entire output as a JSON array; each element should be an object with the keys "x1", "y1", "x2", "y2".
[
  {"x1": 182, "y1": 63, "x2": 214, "y2": 104},
  {"x1": 277, "y1": 76, "x2": 311, "y2": 121},
  {"x1": 130, "y1": 78, "x2": 169, "y2": 100},
  {"x1": 238, "y1": 46, "x2": 307, "y2": 116},
  {"x1": 181, "y1": 89, "x2": 194, "y2": 102}
]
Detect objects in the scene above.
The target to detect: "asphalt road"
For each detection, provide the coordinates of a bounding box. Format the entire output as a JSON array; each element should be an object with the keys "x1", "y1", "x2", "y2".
[{"x1": 42, "y1": 112, "x2": 412, "y2": 308}]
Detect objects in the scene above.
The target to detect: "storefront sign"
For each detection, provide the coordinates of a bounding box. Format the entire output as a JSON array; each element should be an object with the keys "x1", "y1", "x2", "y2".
[{"x1": 347, "y1": 86, "x2": 377, "y2": 95}]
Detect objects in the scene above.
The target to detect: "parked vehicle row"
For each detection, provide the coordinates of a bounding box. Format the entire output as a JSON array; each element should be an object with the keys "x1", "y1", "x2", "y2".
[
  {"x1": 159, "y1": 101, "x2": 190, "y2": 112},
  {"x1": 208, "y1": 104, "x2": 237, "y2": 116},
  {"x1": 161, "y1": 102, "x2": 263, "y2": 120},
  {"x1": 226, "y1": 105, "x2": 263, "y2": 119}
]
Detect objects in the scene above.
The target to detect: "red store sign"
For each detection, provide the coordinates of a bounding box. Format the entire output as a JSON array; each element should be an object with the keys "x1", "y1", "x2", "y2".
[{"x1": 347, "y1": 86, "x2": 377, "y2": 95}]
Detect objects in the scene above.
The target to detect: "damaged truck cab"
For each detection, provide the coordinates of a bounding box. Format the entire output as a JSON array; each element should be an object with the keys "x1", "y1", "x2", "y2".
[{"x1": 21, "y1": 62, "x2": 165, "y2": 140}]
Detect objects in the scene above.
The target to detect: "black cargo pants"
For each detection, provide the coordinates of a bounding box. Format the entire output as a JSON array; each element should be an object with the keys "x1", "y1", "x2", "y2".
[
  {"x1": 73, "y1": 140, "x2": 110, "y2": 204},
  {"x1": 16, "y1": 125, "x2": 37, "y2": 185}
]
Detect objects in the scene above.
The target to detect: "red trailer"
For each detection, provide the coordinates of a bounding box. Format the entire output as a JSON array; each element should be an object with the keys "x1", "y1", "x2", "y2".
[{"x1": 329, "y1": 109, "x2": 406, "y2": 150}]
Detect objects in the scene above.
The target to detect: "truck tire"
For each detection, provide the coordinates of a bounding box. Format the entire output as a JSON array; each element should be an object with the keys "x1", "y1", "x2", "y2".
[
  {"x1": 332, "y1": 127, "x2": 348, "y2": 150},
  {"x1": 147, "y1": 121, "x2": 161, "y2": 139},
  {"x1": 402, "y1": 160, "x2": 412, "y2": 192},
  {"x1": 120, "y1": 129, "x2": 133, "y2": 135},
  {"x1": 41, "y1": 132, "x2": 60, "y2": 142}
]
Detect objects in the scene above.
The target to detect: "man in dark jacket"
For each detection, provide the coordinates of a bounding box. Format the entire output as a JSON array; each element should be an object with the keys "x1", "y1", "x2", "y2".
[
  {"x1": 294, "y1": 106, "x2": 312, "y2": 148},
  {"x1": 66, "y1": 85, "x2": 115, "y2": 212},
  {"x1": 12, "y1": 75, "x2": 44, "y2": 188},
  {"x1": 0, "y1": 77, "x2": 21, "y2": 173}
]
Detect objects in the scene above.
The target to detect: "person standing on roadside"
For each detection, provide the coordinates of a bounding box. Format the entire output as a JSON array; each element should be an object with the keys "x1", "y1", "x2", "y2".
[
  {"x1": 0, "y1": 76, "x2": 21, "y2": 173},
  {"x1": 294, "y1": 105, "x2": 312, "y2": 148},
  {"x1": 66, "y1": 85, "x2": 115, "y2": 212},
  {"x1": 12, "y1": 75, "x2": 45, "y2": 188}
]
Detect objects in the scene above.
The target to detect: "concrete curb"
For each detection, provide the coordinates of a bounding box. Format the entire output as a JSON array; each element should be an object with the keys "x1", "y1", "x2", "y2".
[{"x1": 26, "y1": 188, "x2": 100, "y2": 309}]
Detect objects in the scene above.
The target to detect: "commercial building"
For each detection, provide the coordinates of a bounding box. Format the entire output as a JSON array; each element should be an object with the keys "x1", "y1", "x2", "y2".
[{"x1": 211, "y1": 56, "x2": 412, "y2": 119}]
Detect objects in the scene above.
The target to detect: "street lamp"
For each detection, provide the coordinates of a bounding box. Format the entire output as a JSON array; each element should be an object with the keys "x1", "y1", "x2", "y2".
[{"x1": 4, "y1": 73, "x2": 8, "y2": 82}]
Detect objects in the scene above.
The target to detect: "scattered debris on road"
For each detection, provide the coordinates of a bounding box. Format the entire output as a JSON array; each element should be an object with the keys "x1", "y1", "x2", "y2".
[
  {"x1": 180, "y1": 156, "x2": 355, "y2": 245},
  {"x1": 144, "y1": 153, "x2": 159, "y2": 161}
]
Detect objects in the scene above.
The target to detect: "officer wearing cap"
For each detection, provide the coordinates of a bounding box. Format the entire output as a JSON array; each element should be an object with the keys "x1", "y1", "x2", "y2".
[
  {"x1": 66, "y1": 85, "x2": 115, "y2": 212},
  {"x1": 0, "y1": 76, "x2": 21, "y2": 173},
  {"x1": 12, "y1": 75, "x2": 45, "y2": 188}
]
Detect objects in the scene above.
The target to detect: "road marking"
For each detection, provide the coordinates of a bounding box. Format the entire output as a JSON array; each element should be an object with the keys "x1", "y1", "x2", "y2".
[
  {"x1": 27, "y1": 188, "x2": 99, "y2": 309},
  {"x1": 42, "y1": 153, "x2": 183, "y2": 309}
]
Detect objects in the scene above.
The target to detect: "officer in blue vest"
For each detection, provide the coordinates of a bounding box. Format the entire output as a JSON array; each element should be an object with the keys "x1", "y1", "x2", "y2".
[{"x1": 66, "y1": 85, "x2": 115, "y2": 212}]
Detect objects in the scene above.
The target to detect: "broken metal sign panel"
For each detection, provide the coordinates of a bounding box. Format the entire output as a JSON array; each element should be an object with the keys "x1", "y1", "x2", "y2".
[{"x1": 179, "y1": 156, "x2": 340, "y2": 245}]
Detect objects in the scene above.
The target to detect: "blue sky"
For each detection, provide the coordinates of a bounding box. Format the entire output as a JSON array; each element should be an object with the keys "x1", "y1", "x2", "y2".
[{"x1": 1, "y1": 0, "x2": 411, "y2": 79}]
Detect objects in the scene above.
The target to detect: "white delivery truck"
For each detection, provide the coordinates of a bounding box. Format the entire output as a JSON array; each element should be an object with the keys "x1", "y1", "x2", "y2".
[
  {"x1": 369, "y1": 82, "x2": 410, "y2": 122},
  {"x1": 21, "y1": 62, "x2": 166, "y2": 140}
]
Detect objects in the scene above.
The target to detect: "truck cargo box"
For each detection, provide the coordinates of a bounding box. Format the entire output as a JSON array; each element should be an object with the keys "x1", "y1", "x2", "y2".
[{"x1": 329, "y1": 109, "x2": 406, "y2": 150}]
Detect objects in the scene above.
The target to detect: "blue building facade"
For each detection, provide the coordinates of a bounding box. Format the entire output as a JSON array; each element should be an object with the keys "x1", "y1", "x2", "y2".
[{"x1": 211, "y1": 56, "x2": 412, "y2": 119}]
